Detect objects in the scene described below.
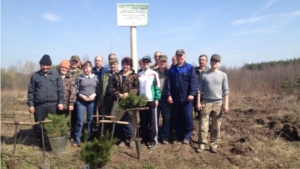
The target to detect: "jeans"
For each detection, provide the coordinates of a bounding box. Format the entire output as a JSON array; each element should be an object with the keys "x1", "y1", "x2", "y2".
[
  {"x1": 73, "y1": 99, "x2": 96, "y2": 144},
  {"x1": 117, "y1": 112, "x2": 134, "y2": 141},
  {"x1": 157, "y1": 98, "x2": 170, "y2": 141}
]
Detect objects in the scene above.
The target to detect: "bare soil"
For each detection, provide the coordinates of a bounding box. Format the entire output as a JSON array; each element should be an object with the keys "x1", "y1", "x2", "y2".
[{"x1": 1, "y1": 91, "x2": 300, "y2": 169}]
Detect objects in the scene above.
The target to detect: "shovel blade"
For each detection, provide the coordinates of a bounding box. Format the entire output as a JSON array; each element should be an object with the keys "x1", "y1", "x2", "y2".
[{"x1": 135, "y1": 139, "x2": 141, "y2": 160}]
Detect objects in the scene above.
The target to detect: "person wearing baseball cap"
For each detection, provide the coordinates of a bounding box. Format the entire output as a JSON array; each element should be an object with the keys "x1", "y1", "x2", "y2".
[
  {"x1": 139, "y1": 55, "x2": 161, "y2": 149},
  {"x1": 154, "y1": 55, "x2": 171, "y2": 145},
  {"x1": 67, "y1": 55, "x2": 83, "y2": 80},
  {"x1": 167, "y1": 49, "x2": 198, "y2": 145},
  {"x1": 66, "y1": 55, "x2": 83, "y2": 142},
  {"x1": 97, "y1": 57, "x2": 119, "y2": 134},
  {"x1": 197, "y1": 54, "x2": 229, "y2": 154},
  {"x1": 27, "y1": 54, "x2": 64, "y2": 149}
]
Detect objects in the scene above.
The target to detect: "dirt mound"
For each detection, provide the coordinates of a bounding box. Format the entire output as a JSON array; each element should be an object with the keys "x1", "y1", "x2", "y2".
[
  {"x1": 230, "y1": 136, "x2": 255, "y2": 155},
  {"x1": 278, "y1": 114, "x2": 300, "y2": 141}
]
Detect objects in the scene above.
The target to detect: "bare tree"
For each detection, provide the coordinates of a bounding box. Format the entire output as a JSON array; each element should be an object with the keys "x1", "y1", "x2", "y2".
[{"x1": 82, "y1": 55, "x2": 90, "y2": 63}]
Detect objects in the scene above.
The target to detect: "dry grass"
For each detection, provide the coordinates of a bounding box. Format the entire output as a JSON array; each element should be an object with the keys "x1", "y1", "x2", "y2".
[
  {"x1": 221, "y1": 93, "x2": 300, "y2": 169},
  {"x1": 1, "y1": 92, "x2": 300, "y2": 168},
  {"x1": 1, "y1": 59, "x2": 300, "y2": 168}
]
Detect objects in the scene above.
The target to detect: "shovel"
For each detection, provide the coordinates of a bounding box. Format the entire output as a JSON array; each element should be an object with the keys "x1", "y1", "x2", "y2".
[
  {"x1": 40, "y1": 122, "x2": 50, "y2": 169},
  {"x1": 99, "y1": 120, "x2": 128, "y2": 140},
  {"x1": 1, "y1": 120, "x2": 53, "y2": 169},
  {"x1": 7, "y1": 122, "x2": 19, "y2": 169}
]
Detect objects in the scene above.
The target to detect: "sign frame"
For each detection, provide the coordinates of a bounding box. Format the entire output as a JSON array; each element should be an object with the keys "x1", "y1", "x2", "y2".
[{"x1": 117, "y1": 3, "x2": 149, "y2": 27}]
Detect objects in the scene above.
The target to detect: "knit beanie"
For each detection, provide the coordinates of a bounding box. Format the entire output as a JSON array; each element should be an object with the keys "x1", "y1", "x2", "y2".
[
  {"x1": 59, "y1": 60, "x2": 70, "y2": 69},
  {"x1": 39, "y1": 54, "x2": 52, "y2": 65}
]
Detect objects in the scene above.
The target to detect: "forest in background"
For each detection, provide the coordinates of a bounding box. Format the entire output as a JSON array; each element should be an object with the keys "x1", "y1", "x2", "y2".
[{"x1": 1, "y1": 58, "x2": 300, "y2": 98}]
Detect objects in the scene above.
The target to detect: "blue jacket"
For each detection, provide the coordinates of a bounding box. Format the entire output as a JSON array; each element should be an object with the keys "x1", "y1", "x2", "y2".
[
  {"x1": 167, "y1": 62, "x2": 197, "y2": 103},
  {"x1": 27, "y1": 69, "x2": 64, "y2": 107},
  {"x1": 92, "y1": 66, "x2": 108, "y2": 81}
]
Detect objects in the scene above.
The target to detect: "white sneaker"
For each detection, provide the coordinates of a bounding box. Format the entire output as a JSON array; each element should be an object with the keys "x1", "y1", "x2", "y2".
[{"x1": 118, "y1": 141, "x2": 125, "y2": 147}]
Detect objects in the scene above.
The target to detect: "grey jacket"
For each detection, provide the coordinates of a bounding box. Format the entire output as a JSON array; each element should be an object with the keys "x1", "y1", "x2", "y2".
[{"x1": 27, "y1": 69, "x2": 64, "y2": 107}]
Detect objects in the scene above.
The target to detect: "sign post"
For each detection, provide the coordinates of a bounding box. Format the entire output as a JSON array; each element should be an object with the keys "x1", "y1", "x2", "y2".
[{"x1": 117, "y1": 3, "x2": 149, "y2": 72}]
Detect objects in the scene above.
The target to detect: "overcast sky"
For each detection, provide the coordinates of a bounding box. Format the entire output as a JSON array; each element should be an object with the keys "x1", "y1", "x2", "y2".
[{"x1": 1, "y1": 0, "x2": 300, "y2": 68}]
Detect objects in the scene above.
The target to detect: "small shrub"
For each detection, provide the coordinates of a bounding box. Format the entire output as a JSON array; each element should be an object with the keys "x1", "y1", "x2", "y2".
[
  {"x1": 80, "y1": 134, "x2": 116, "y2": 169},
  {"x1": 44, "y1": 114, "x2": 69, "y2": 138},
  {"x1": 117, "y1": 90, "x2": 148, "y2": 110}
]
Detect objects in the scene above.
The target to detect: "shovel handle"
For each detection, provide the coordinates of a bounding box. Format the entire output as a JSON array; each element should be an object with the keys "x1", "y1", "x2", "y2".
[
  {"x1": 92, "y1": 115, "x2": 116, "y2": 119},
  {"x1": 1, "y1": 120, "x2": 52, "y2": 125},
  {"x1": 99, "y1": 120, "x2": 129, "y2": 125},
  {"x1": 126, "y1": 107, "x2": 149, "y2": 111}
]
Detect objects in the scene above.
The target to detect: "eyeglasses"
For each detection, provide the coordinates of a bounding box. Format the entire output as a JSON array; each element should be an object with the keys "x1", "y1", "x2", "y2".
[{"x1": 210, "y1": 59, "x2": 219, "y2": 63}]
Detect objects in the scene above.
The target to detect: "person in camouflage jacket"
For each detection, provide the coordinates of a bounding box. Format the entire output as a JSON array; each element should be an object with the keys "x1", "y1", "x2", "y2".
[
  {"x1": 66, "y1": 55, "x2": 83, "y2": 140},
  {"x1": 109, "y1": 69, "x2": 139, "y2": 100},
  {"x1": 109, "y1": 57, "x2": 139, "y2": 148},
  {"x1": 66, "y1": 55, "x2": 83, "y2": 81},
  {"x1": 57, "y1": 60, "x2": 77, "y2": 116}
]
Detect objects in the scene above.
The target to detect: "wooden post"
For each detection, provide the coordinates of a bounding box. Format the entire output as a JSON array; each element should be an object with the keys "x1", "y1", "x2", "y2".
[{"x1": 130, "y1": 26, "x2": 137, "y2": 72}]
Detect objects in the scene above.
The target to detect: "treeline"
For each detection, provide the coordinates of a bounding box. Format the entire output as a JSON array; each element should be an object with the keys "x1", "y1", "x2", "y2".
[
  {"x1": 242, "y1": 58, "x2": 300, "y2": 71},
  {"x1": 1, "y1": 58, "x2": 300, "y2": 98},
  {"x1": 222, "y1": 57, "x2": 300, "y2": 96},
  {"x1": 1, "y1": 61, "x2": 53, "y2": 90}
]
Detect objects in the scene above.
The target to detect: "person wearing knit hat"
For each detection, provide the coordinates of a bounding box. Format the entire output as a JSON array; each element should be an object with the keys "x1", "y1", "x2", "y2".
[
  {"x1": 27, "y1": 54, "x2": 64, "y2": 150},
  {"x1": 39, "y1": 54, "x2": 52, "y2": 74},
  {"x1": 60, "y1": 60, "x2": 70, "y2": 69},
  {"x1": 39, "y1": 54, "x2": 52, "y2": 65},
  {"x1": 57, "y1": 60, "x2": 76, "y2": 117}
]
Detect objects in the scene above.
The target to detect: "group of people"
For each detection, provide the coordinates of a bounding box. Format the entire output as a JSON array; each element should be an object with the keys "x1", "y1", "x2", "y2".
[{"x1": 27, "y1": 49, "x2": 229, "y2": 153}]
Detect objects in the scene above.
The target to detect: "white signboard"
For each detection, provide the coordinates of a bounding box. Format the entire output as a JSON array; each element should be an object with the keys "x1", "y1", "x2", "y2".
[{"x1": 117, "y1": 3, "x2": 148, "y2": 26}]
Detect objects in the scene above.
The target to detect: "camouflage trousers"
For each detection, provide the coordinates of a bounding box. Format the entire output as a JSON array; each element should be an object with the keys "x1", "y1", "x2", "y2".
[{"x1": 198, "y1": 101, "x2": 223, "y2": 149}]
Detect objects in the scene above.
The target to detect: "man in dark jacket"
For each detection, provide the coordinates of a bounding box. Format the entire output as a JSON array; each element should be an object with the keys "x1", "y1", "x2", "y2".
[
  {"x1": 27, "y1": 54, "x2": 64, "y2": 149},
  {"x1": 93, "y1": 55, "x2": 108, "y2": 80},
  {"x1": 167, "y1": 49, "x2": 197, "y2": 145}
]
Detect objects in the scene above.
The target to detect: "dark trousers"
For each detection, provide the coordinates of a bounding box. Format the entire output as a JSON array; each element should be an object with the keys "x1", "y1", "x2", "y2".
[
  {"x1": 33, "y1": 104, "x2": 57, "y2": 144},
  {"x1": 173, "y1": 101, "x2": 193, "y2": 141},
  {"x1": 139, "y1": 101, "x2": 158, "y2": 144},
  {"x1": 57, "y1": 109, "x2": 70, "y2": 117},
  {"x1": 100, "y1": 95, "x2": 115, "y2": 116},
  {"x1": 70, "y1": 103, "x2": 78, "y2": 139},
  {"x1": 117, "y1": 112, "x2": 134, "y2": 141},
  {"x1": 100, "y1": 95, "x2": 115, "y2": 135},
  {"x1": 93, "y1": 99, "x2": 100, "y2": 129},
  {"x1": 157, "y1": 98, "x2": 170, "y2": 141}
]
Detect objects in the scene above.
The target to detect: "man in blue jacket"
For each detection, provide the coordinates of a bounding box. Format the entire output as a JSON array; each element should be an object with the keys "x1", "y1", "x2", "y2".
[
  {"x1": 27, "y1": 54, "x2": 64, "y2": 149},
  {"x1": 167, "y1": 49, "x2": 197, "y2": 145}
]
